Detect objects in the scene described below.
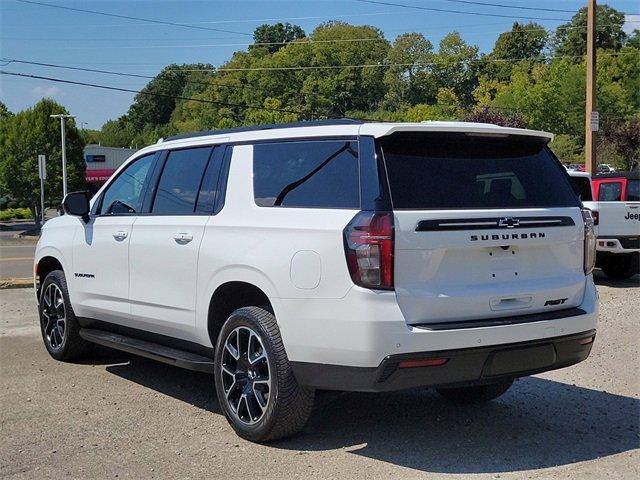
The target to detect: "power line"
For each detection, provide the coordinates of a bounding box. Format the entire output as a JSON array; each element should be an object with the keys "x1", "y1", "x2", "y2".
[
  {"x1": 355, "y1": 0, "x2": 570, "y2": 22},
  {"x1": 441, "y1": 0, "x2": 577, "y2": 14},
  {"x1": 15, "y1": 0, "x2": 252, "y2": 36},
  {"x1": 1, "y1": 58, "x2": 327, "y2": 100},
  {"x1": 0, "y1": 71, "x2": 305, "y2": 115}
]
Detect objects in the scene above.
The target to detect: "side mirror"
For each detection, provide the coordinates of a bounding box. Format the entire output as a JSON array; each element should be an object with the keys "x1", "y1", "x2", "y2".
[{"x1": 62, "y1": 191, "x2": 91, "y2": 222}]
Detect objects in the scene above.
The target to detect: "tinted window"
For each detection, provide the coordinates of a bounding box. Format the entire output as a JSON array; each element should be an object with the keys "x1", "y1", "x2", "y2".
[
  {"x1": 253, "y1": 140, "x2": 359, "y2": 208},
  {"x1": 569, "y1": 176, "x2": 593, "y2": 201},
  {"x1": 378, "y1": 133, "x2": 579, "y2": 209},
  {"x1": 153, "y1": 147, "x2": 212, "y2": 214},
  {"x1": 195, "y1": 147, "x2": 224, "y2": 214},
  {"x1": 100, "y1": 154, "x2": 155, "y2": 214},
  {"x1": 599, "y1": 181, "x2": 622, "y2": 201},
  {"x1": 626, "y1": 180, "x2": 639, "y2": 201}
]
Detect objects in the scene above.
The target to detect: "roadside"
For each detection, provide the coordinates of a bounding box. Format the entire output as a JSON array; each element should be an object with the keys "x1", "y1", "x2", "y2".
[{"x1": 0, "y1": 277, "x2": 638, "y2": 479}]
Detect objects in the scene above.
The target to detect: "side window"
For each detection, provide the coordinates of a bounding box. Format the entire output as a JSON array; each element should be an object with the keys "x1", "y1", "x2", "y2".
[
  {"x1": 599, "y1": 181, "x2": 622, "y2": 201},
  {"x1": 100, "y1": 154, "x2": 155, "y2": 215},
  {"x1": 626, "y1": 180, "x2": 639, "y2": 201},
  {"x1": 152, "y1": 147, "x2": 212, "y2": 215},
  {"x1": 253, "y1": 140, "x2": 359, "y2": 208}
]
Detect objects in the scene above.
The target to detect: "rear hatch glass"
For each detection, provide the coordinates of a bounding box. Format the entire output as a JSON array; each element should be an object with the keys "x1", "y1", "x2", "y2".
[{"x1": 377, "y1": 132, "x2": 584, "y2": 325}]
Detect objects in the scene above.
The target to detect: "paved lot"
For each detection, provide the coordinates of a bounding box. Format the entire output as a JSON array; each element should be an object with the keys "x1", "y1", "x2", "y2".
[
  {"x1": 0, "y1": 244, "x2": 36, "y2": 279},
  {"x1": 1, "y1": 273, "x2": 638, "y2": 479}
]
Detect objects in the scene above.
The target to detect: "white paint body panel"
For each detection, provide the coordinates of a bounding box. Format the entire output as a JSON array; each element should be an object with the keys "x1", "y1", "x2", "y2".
[{"x1": 35, "y1": 122, "x2": 598, "y2": 371}]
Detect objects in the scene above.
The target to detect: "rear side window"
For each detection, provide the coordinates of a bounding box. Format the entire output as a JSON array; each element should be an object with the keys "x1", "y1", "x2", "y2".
[
  {"x1": 626, "y1": 180, "x2": 639, "y2": 201},
  {"x1": 568, "y1": 176, "x2": 593, "y2": 201},
  {"x1": 152, "y1": 147, "x2": 212, "y2": 214},
  {"x1": 598, "y1": 181, "x2": 622, "y2": 201},
  {"x1": 378, "y1": 133, "x2": 579, "y2": 209},
  {"x1": 253, "y1": 140, "x2": 359, "y2": 208}
]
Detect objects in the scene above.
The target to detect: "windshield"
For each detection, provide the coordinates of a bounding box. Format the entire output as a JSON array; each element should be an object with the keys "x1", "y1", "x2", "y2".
[{"x1": 378, "y1": 133, "x2": 580, "y2": 210}]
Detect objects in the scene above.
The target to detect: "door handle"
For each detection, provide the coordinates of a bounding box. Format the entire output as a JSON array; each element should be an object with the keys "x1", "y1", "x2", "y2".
[
  {"x1": 112, "y1": 230, "x2": 128, "y2": 241},
  {"x1": 173, "y1": 232, "x2": 193, "y2": 244}
]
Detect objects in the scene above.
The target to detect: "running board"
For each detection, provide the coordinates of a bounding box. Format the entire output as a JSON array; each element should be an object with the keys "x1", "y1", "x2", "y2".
[{"x1": 79, "y1": 328, "x2": 214, "y2": 373}]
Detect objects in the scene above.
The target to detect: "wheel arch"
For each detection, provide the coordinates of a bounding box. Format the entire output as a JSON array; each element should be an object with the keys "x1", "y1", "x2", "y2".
[
  {"x1": 207, "y1": 281, "x2": 276, "y2": 350},
  {"x1": 35, "y1": 253, "x2": 65, "y2": 298}
]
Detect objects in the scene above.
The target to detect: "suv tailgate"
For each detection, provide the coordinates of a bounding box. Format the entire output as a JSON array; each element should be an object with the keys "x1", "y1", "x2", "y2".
[{"x1": 378, "y1": 132, "x2": 586, "y2": 325}]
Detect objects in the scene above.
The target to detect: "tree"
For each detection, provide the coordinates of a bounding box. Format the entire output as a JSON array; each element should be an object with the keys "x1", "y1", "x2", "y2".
[
  {"x1": 125, "y1": 63, "x2": 214, "y2": 131},
  {"x1": 0, "y1": 101, "x2": 11, "y2": 120},
  {"x1": 432, "y1": 32, "x2": 480, "y2": 106},
  {"x1": 0, "y1": 100, "x2": 85, "y2": 223},
  {"x1": 553, "y1": 5, "x2": 626, "y2": 57},
  {"x1": 603, "y1": 115, "x2": 640, "y2": 171},
  {"x1": 628, "y1": 30, "x2": 640, "y2": 49},
  {"x1": 482, "y1": 22, "x2": 548, "y2": 81},
  {"x1": 383, "y1": 33, "x2": 436, "y2": 109},
  {"x1": 465, "y1": 105, "x2": 525, "y2": 128},
  {"x1": 251, "y1": 23, "x2": 306, "y2": 54}
]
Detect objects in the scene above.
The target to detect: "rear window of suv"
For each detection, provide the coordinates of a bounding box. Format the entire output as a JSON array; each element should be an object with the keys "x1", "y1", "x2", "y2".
[{"x1": 378, "y1": 133, "x2": 579, "y2": 210}]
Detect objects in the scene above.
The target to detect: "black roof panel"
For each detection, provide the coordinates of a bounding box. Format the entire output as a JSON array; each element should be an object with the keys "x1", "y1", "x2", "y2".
[{"x1": 164, "y1": 118, "x2": 365, "y2": 142}]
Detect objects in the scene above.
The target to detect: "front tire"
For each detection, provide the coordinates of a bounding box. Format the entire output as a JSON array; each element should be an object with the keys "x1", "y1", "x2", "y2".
[
  {"x1": 214, "y1": 306, "x2": 314, "y2": 442},
  {"x1": 436, "y1": 379, "x2": 514, "y2": 404},
  {"x1": 38, "y1": 270, "x2": 91, "y2": 361}
]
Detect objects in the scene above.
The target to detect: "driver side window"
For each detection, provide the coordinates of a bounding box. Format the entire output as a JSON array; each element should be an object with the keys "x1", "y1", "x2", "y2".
[{"x1": 99, "y1": 154, "x2": 156, "y2": 215}]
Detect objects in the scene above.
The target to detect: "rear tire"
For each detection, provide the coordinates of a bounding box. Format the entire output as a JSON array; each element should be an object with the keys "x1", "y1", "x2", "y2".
[
  {"x1": 601, "y1": 253, "x2": 638, "y2": 280},
  {"x1": 38, "y1": 270, "x2": 91, "y2": 361},
  {"x1": 214, "y1": 306, "x2": 315, "y2": 442},
  {"x1": 436, "y1": 379, "x2": 514, "y2": 404}
]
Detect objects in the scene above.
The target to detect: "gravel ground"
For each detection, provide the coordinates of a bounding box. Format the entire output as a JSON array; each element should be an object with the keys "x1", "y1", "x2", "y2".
[{"x1": 1, "y1": 273, "x2": 638, "y2": 479}]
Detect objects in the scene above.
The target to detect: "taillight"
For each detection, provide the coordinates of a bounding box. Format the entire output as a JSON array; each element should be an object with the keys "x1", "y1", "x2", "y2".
[
  {"x1": 591, "y1": 209, "x2": 599, "y2": 226},
  {"x1": 343, "y1": 211, "x2": 394, "y2": 290},
  {"x1": 582, "y1": 208, "x2": 596, "y2": 275}
]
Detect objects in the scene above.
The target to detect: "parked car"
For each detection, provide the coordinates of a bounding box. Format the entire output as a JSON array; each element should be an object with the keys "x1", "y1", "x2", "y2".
[
  {"x1": 580, "y1": 171, "x2": 640, "y2": 279},
  {"x1": 35, "y1": 120, "x2": 598, "y2": 442}
]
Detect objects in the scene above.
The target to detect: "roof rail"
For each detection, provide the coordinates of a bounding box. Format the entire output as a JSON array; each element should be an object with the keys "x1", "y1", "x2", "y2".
[{"x1": 164, "y1": 118, "x2": 365, "y2": 142}]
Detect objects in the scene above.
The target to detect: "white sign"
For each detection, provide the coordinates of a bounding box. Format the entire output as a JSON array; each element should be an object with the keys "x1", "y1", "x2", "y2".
[
  {"x1": 590, "y1": 111, "x2": 599, "y2": 132},
  {"x1": 38, "y1": 154, "x2": 46, "y2": 180}
]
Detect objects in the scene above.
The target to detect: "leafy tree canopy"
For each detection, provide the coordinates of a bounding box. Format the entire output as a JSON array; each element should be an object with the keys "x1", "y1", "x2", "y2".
[{"x1": 251, "y1": 23, "x2": 306, "y2": 54}]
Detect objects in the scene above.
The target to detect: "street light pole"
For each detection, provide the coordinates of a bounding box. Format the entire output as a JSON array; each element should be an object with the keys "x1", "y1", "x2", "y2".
[{"x1": 50, "y1": 114, "x2": 75, "y2": 197}]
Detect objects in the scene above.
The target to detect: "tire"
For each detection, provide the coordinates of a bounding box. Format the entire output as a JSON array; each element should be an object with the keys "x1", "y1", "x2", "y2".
[
  {"x1": 38, "y1": 270, "x2": 91, "y2": 361},
  {"x1": 214, "y1": 306, "x2": 315, "y2": 442},
  {"x1": 601, "y1": 254, "x2": 638, "y2": 280},
  {"x1": 436, "y1": 379, "x2": 514, "y2": 404}
]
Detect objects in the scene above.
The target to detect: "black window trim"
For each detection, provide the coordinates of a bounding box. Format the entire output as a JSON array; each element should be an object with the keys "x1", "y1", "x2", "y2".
[{"x1": 251, "y1": 137, "x2": 362, "y2": 211}]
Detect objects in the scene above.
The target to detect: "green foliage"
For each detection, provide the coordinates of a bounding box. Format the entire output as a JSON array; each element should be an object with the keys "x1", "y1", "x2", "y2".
[
  {"x1": 0, "y1": 208, "x2": 33, "y2": 221},
  {"x1": 550, "y1": 134, "x2": 583, "y2": 164},
  {"x1": 0, "y1": 99, "x2": 86, "y2": 221},
  {"x1": 553, "y1": 5, "x2": 627, "y2": 57},
  {"x1": 251, "y1": 23, "x2": 306, "y2": 54},
  {"x1": 481, "y1": 22, "x2": 547, "y2": 81},
  {"x1": 0, "y1": 101, "x2": 11, "y2": 120},
  {"x1": 431, "y1": 32, "x2": 480, "y2": 106}
]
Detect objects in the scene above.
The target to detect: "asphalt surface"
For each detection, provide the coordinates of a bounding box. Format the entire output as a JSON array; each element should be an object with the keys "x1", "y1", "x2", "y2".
[
  {"x1": 0, "y1": 244, "x2": 36, "y2": 279},
  {"x1": 1, "y1": 273, "x2": 638, "y2": 479}
]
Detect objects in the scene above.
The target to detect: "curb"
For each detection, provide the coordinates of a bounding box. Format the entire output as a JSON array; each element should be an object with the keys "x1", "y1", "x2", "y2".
[{"x1": 0, "y1": 278, "x2": 33, "y2": 290}]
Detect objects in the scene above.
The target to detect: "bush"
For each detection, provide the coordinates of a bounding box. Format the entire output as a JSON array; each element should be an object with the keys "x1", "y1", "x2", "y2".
[
  {"x1": 0, "y1": 207, "x2": 34, "y2": 221},
  {"x1": 6, "y1": 200, "x2": 18, "y2": 209}
]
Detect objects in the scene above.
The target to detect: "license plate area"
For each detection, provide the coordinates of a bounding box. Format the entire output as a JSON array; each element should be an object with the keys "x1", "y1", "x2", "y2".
[{"x1": 483, "y1": 344, "x2": 556, "y2": 377}]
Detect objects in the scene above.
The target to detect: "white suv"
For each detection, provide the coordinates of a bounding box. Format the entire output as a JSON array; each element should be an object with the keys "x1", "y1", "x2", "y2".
[{"x1": 35, "y1": 120, "x2": 598, "y2": 442}]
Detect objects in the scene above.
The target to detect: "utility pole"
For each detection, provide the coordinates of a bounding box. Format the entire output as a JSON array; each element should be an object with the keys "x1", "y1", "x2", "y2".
[
  {"x1": 584, "y1": 0, "x2": 597, "y2": 174},
  {"x1": 38, "y1": 155, "x2": 46, "y2": 225},
  {"x1": 50, "y1": 114, "x2": 75, "y2": 197}
]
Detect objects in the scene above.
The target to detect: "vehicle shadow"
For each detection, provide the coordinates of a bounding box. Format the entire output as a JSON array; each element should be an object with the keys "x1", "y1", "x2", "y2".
[
  {"x1": 103, "y1": 355, "x2": 639, "y2": 474},
  {"x1": 593, "y1": 269, "x2": 639, "y2": 288}
]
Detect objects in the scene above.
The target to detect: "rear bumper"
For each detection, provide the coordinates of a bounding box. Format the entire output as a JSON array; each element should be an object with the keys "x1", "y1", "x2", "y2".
[
  {"x1": 596, "y1": 236, "x2": 640, "y2": 253},
  {"x1": 291, "y1": 329, "x2": 596, "y2": 392}
]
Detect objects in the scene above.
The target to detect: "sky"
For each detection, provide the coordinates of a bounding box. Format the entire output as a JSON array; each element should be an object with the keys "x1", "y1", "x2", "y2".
[{"x1": 1, "y1": 0, "x2": 638, "y2": 129}]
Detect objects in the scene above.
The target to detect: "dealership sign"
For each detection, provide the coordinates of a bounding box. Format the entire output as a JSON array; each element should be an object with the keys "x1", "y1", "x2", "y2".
[{"x1": 85, "y1": 169, "x2": 116, "y2": 183}]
